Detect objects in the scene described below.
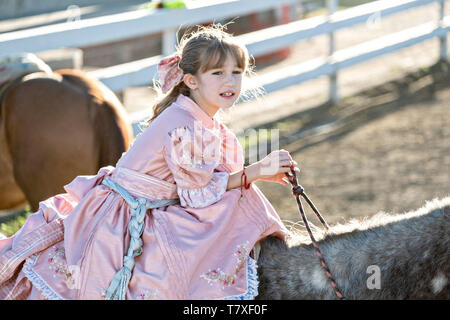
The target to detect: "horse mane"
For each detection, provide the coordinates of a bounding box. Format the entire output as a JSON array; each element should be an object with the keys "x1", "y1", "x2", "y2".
[{"x1": 284, "y1": 196, "x2": 450, "y2": 246}]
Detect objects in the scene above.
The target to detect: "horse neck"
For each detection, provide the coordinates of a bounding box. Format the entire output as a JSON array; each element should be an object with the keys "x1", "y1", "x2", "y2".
[{"x1": 258, "y1": 203, "x2": 450, "y2": 299}]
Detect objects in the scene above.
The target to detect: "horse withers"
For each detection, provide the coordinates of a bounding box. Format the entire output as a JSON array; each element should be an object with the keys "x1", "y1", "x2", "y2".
[{"x1": 0, "y1": 53, "x2": 132, "y2": 212}]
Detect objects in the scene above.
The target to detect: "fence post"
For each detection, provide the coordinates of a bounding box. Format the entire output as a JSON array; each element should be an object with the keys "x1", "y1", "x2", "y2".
[
  {"x1": 327, "y1": 0, "x2": 339, "y2": 104},
  {"x1": 439, "y1": 0, "x2": 448, "y2": 61},
  {"x1": 162, "y1": 28, "x2": 177, "y2": 56}
]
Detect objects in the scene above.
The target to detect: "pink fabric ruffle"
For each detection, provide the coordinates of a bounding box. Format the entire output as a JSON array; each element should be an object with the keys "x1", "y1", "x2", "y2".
[
  {"x1": 164, "y1": 125, "x2": 223, "y2": 190},
  {"x1": 63, "y1": 165, "x2": 114, "y2": 201}
]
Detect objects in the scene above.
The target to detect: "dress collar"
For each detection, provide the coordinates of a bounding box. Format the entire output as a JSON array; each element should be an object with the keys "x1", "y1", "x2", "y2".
[{"x1": 174, "y1": 94, "x2": 218, "y2": 129}]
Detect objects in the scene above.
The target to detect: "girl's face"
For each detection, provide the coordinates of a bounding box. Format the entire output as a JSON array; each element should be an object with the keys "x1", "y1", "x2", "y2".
[{"x1": 185, "y1": 54, "x2": 243, "y2": 118}]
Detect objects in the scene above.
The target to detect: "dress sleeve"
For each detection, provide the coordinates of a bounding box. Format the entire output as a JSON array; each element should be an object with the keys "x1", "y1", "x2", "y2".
[{"x1": 163, "y1": 126, "x2": 229, "y2": 208}]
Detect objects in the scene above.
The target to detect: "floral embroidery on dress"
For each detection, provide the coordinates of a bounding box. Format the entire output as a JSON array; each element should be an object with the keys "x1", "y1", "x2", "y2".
[
  {"x1": 47, "y1": 246, "x2": 77, "y2": 286},
  {"x1": 136, "y1": 289, "x2": 158, "y2": 300},
  {"x1": 100, "y1": 287, "x2": 158, "y2": 300},
  {"x1": 200, "y1": 242, "x2": 249, "y2": 289}
]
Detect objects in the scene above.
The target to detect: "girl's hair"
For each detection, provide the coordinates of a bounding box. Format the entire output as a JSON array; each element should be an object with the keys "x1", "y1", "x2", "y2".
[{"x1": 147, "y1": 24, "x2": 253, "y2": 124}]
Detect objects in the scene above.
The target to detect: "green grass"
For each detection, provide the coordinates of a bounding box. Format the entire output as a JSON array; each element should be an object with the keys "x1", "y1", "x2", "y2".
[
  {"x1": 142, "y1": 0, "x2": 187, "y2": 10},
  {"x1": 0, "y1": 209, "x2": 31, "y2": 237}
]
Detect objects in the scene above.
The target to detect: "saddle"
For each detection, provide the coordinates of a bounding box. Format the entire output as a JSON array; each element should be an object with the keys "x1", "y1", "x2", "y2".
[{"x1": 0, "y1": 53, "x2": 53, "y2": 113}]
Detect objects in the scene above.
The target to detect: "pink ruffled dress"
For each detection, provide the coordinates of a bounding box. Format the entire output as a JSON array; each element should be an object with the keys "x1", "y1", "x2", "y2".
[{"x1": 0, "y1": 94, "x2": 289, "y2": 300}]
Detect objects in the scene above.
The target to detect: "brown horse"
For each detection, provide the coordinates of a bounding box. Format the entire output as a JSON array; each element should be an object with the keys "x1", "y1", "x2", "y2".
[{"x1": 0, "y1": 69, "x2": 132, "y2": 212}]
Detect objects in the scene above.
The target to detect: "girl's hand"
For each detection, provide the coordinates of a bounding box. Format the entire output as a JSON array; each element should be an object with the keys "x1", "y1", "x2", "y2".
[{"x1": 254, "y1": 149, "x2": 300, "y2": 185}]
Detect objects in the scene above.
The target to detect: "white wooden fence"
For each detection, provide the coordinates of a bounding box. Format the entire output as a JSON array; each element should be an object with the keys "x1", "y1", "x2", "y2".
[{"x1": 1, "y1": 0, "x2": 449, "y2": 110}]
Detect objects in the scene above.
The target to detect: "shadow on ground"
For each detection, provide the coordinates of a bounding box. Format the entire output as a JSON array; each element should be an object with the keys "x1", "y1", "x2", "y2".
[{"x1": 253, "y1": 60, "x2": 450, "y2": 227}]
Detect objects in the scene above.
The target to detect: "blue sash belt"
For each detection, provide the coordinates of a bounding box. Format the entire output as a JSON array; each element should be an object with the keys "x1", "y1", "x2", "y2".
[{"x1": 101, "y1": 178, "x2": 179, "y2": 300}]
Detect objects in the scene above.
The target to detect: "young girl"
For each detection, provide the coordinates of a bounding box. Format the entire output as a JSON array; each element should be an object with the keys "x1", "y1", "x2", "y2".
[{"x1": 0, "y1": 25, "x2": 298, "y2": 300}]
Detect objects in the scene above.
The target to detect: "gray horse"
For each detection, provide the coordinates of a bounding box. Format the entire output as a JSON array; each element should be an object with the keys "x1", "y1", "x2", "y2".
[{"x1": 257, "y1": 196, "x2": 450, "y2": 299}]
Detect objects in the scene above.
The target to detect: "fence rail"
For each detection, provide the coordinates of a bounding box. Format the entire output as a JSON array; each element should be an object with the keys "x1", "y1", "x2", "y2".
[
  {"x1": 0, "y1": 0, "x2": 299, "y2": 54},
  {"x1": 1, "y1": 0, "x2": 449, "y2": 116},
  {"x1": 89, "y1": 0, "x2": 450, "y2": 101},
  {"x1": 254, "y1": 16, "x2": 450, "y2": 93}
]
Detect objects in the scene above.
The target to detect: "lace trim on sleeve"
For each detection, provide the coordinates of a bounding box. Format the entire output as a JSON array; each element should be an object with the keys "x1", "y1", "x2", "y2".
[{"x1": 177, "y1": 172, "x2": 229, "y2": 208}]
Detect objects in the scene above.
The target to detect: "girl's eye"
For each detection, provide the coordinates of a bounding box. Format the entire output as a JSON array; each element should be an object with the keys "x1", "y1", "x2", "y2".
[{"x1": 211, "y1": 70, "x2": 242, "y2": 75}]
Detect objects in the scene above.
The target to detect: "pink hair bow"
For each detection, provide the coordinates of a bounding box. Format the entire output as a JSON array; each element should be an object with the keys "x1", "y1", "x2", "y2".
[{"x1": 157, "y1": 53, "x2": 184, "y2": 94}]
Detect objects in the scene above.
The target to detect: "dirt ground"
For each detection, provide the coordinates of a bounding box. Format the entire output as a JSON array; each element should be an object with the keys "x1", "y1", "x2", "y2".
[{"x1": 256, "y1": 62, "x2": 450, "y2": 227}]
